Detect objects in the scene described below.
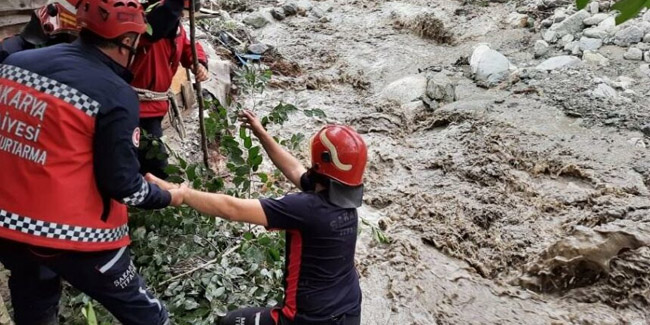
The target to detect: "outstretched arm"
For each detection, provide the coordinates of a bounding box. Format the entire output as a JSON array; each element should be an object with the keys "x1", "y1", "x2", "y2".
[
  {"x1": 238, "y1": 110, "x2": 307, "y2": 189},
  {"x1": 145, "y1": 174, "x2": 268, "y2": 226}
]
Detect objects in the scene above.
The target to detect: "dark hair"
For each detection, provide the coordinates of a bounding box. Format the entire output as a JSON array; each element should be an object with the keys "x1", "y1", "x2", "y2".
[
  {"x1": 78, "y1": 29, "x2": 137, "y2": 50},
  {"x1": 307, "y1": 168, "x2": 330, "y2": 189}
]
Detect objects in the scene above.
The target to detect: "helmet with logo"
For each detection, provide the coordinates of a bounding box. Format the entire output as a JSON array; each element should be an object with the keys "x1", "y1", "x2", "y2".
[
  {"x1": 310, "y1": 125, "x2": 367, "y2": 187},
  {"x1": 77, "y1": 0, "x2": 147, "y2": 39},
  {"x1": 21, "y1": 0, "x2": 81, "y2": 45}
]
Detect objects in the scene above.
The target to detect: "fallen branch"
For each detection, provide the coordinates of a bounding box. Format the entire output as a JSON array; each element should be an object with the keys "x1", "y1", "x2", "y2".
[{"x1": 160, "y1": 244, "x2": 240, "y2": 285}]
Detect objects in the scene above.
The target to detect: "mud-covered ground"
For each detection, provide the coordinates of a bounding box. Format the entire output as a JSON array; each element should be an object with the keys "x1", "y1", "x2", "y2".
[{"x1": 172, "y1": 0, "x2": 650, "y2": 323}]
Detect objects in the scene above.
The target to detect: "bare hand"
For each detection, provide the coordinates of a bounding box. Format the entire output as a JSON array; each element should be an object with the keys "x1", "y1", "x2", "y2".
[
  {"x1": 145, "y1": 173, "x2": 177, "y2": 190},
  {"x1": 145, "y1": 173, "x2": 187, "y2": 207},
  {"x1": 193, "y1": 64, "x2": 209, "y2": 82},
  {"x1": 237, "y1": 110, "x2": 265, "y2": 137}
]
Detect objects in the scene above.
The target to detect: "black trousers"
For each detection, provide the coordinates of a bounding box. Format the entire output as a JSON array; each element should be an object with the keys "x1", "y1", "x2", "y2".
[
  {"x1": 0, "y1": 238, "x2": 168, "y2": 325},
  {"x1": 138, "y1": 116, "x2": 169, "y2": 179},
  {"x1": 219, "y1": 307, "x2": 361, "y2": 325}
]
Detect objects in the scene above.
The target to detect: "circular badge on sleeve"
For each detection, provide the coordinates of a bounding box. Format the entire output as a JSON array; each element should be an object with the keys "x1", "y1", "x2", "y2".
[{"x1": 132, "y1": 127, "x2": 141, "y2": 148}]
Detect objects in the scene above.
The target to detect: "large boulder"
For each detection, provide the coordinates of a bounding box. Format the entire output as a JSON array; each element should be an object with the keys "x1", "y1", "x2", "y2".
[
  {"x1": 536, "y1": 55, "x2": 582, "y2": 70},
  {"x1": 549, "y1": 10, "x2": 591, "y2": 38},
  {"x1": 470, "y1": 44, "x2": 511, "y2": 87},
  {"x1": 379, "y1": 74, "x2": 427, "y2": 105},
  {"x1": 614, "y1": 26, "x2": 644, "y2": 47}
]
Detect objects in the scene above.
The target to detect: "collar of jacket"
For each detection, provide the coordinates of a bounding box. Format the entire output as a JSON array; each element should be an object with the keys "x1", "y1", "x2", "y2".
[{"x1": 74, "y1": 39, "x2": 135, "y2": 83}]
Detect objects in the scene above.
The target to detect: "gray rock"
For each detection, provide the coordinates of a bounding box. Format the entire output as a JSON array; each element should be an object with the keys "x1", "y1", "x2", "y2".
[
  {"x1": 564, "y1": 40, "x2": 579, "y2": 52},
  {"x1": 582, "y1": 50, "x2": 609, "y2": 66},
  {"x1": 588, "y1": 1, "x2": 599, "y2": 14},
  {"x1": 470, "y1": 44, "x2": 511, "y2": 87},
  {"x1": 271, "y1": 8, "x2": 286, "y2": 21},
  {"x1": 583, "y1": 27, "x2": 608, "y2": 39},
  {"x1": 248, "y1": 43, "x2": 269, "y2": 54},
  {"x1": 534, "y1": 40, "x2": 550, "y2": 58},
  {"x1": 426, "y1": 73, "x2": 457, "y2": 102},
  {"x1": 624, "y1": 47, "x2": 643, "y2": 61},
  {"x1": 311, "y1": 7, "x2": 325, "y2": 18},
  {"x1": 583, "y1": 13, "x2": 608, "y2": 26},
  {"x1": 579, "y1": 37, "x2": 602, "y2": 51},
  {"x1": 243, "y1": 14, "x2": 270, "y2": 29},
  {"x1": 644, "y1": 33, "x2": 650, "y2": 43},
  {"x1": 543, "y1": 30, "x2": 558, "y2": 43},
  {"x1": 549, "y1": 10, "x2": 591, "y2": 38},
  {"x1": 554, "y1": 11, "x2": 567, "y2": 23},
  {"x1": 642, "y1": 123, "x2": 650, "y2": 137},
  {"x1": 282, "y1": 3, "x2": 298, "y2": 16},
  {"x1": 592, "y1": 83, "x2": 617, "y2": 99},
  {"x1": 644, "y1": 10, "x2": 650, "y2": 22},
  {"x1": 560, "y1": 33, "x2": 575, "y2": 45},
  {"x1": 506, "y1": 12, "x2": 528, "y2": 28},
  {"x1": 379, "y1": 74, "x2": 427, "y2": 105},
  {"x1": 645, "y1": 51, "x2": 650, "y2": 63},
  {"x1": 614, "y1": 26, "x2": 644, "y2": 47},
  {"x1": 536, "y1": 55, "x2": 582, "y2": 70},
  {"x1": 541, "y1": 18, "x2": 554, "y2": 28}
]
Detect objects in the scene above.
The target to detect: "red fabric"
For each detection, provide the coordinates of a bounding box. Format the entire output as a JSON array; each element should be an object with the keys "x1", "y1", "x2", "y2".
[
  {"x1": 281, "y1": 230, "x2": 302, "y2": 320},
  {"x1": 131, "y1": 25, "x2": 207, "y2": 118},
  {"x1": 0, "y1": 76, "x2": 129, "y2": 251}
]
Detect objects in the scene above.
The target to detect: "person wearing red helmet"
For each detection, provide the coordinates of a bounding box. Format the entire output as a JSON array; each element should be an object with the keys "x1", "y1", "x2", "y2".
[
  {"x1": 147, "y1": 110, "x2": 366, "y2": 325},
  {"x1": 0, "y1": 0, "x2": 178, "y2": 324},
  {"x1": 131, "y1": 0, "x2": 208, "y2": 179},
  {"x1": 0, "y1": 0, "x2": 80, "y2": 63}
]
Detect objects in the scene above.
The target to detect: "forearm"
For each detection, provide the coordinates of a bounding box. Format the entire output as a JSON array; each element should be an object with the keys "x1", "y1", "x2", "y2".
[
  {"x1": 182, "y1": 189, "x2": 268, "y2": 226},
  {"x1": 183, "y1": 189, "x2": 229, "y2": 218},
  {"x1": 256, "y1": 130, "x2": 306, "y2": 188}
]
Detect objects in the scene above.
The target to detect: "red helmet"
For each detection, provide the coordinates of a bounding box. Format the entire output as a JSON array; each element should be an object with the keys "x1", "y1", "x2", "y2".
[
  {"x1": 77, "y1": 0, "x2": 147, "y2": 39},
  {"x1": 310, "y1": 125, "x2": 367, "y2": 187},
  {"x1": 36, "y1": 0, "x2": 81, "y2": 36}
]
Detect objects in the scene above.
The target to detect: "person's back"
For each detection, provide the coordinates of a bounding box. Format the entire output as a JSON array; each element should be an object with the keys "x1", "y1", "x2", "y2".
[
  {"x1": 0, "y1": 1, "x2": 178, "y2": 323},
  {"x1": 260, "y1": 189, "x2": 361, "y2": 323}
]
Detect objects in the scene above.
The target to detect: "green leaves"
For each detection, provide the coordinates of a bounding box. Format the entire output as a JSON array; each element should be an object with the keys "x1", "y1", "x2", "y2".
[
  {"x1": 81, "y1": 301, "x2": 97, "y2": 325},
  {"x1": 611, "y1": 0, "x2": 650, "y2": 24},
  {"x1": 577, "y1": 0, "x2": 650, "y2": 24},
  {"x1": 576, "y1": 0, "x2": 591, "y2": 9}
]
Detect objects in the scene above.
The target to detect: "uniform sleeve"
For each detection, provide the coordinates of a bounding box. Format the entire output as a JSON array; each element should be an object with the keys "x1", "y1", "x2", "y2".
[
  {"x1": 0, "y1": 36, "x2": 29, "y2": 64},
  {"x1": 179, "y1": 26, "x2": 208, "y2": 68},
  {"x1": 94, "y1": 104, "x2": 171, "y2": 209},
  {"x1": 143, "y1": 0, "x2": 183, "y2": 42},
  {"x1": 259, "y1": 194, "x2": 310, "y2": 230}
]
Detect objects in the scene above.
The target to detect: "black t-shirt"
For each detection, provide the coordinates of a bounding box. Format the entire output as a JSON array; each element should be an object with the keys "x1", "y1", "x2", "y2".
[{"x1": 259, "y1": 174, "x2": 362, "y2": 324}]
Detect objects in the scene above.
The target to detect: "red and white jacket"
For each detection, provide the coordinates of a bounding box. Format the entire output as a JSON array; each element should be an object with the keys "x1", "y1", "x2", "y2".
[{"x1": 130, "y1": 24, "x2": 207, "y2": 118}]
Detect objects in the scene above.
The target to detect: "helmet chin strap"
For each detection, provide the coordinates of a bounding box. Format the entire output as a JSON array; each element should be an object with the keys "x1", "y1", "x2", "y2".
[{"x1": 112, "y1": 34, "x2": 140, "y2": 69}]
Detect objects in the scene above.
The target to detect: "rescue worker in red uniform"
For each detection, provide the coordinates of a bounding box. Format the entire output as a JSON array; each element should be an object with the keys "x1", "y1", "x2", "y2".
[
  {"x1": 131, "y1": 0, "x2": 209, "y2": 179},
  {"x1": 0, "y1": 0, "x2": 80, "y2": 63},
  {"x1": 147, "y1": 110, "x2": 366, "y2": 325},
  {"x1": 0, "y1": 0, "x2": 180, "y2": 323}
]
